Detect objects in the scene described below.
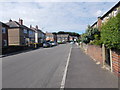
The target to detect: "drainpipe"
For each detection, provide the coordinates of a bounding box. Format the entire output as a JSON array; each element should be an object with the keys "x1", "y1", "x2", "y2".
[{"x1": 110, "y1": 49, "x2": 113, "y2": 72}]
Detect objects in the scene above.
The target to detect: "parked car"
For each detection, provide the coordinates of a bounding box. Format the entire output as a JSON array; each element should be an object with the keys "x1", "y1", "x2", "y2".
[
  {"x1": 43, "y1": 42, "x2": 50, "y2": 48},
  {"x1": 47, "y1": 42, "x2": 52, "y2": 47},
  {"x1": 70, "y1": 41, "x2": 74, "y2": 44},
  {"x1": 50, "y1": 41, "x2": 57, "y2": 46}
]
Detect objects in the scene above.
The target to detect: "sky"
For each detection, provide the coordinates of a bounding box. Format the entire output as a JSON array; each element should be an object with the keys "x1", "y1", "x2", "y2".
[{"x1": 0, "y1": 0, "x2": 119, "y2": 34}]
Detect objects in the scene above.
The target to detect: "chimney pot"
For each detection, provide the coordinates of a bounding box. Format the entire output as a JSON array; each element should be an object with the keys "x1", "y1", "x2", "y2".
[
  {"x1": 19, "y1": 18, "x2": 23, "y2": 25},
  {"x1": 9, "y1": 19, "x2": 12, "y2": 22},
  {"x1": 36, "y1": 25, "x2": 38, "y2": 29},
  {"x1": 30, "y1": 25, "x2": 32, "y2": 28}
]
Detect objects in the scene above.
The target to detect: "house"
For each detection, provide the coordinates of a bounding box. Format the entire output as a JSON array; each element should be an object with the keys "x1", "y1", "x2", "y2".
[
  {"x1": 91, "y1": 1, "x2": 120, "y2": 30},
  {"x1": 57, "y1": 34, "x2": 69, "y2": 43},
  {"x1": 0, "y1": 22, "x2": 9, "y2": 48},
  {"x1": 6, "y1": 19, "x2": 30, "y2": 46},
  {"x1": 46, "y1": 32, "x2": 57, "y2": 42},
  {"x1": 101, "y1": 1, "x2": 120, "y2": 23},
  {"x1": 28, "y1": 26, "x2": 35, "y2": 45},
  {"x1": 30, "y1": 25, "x2": 45, "y2": 44}
]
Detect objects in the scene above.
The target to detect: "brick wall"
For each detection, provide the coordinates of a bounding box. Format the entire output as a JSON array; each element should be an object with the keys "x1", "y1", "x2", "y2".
[
  {"x1": 87, "y1": 45, "x2": 103, "y2": 64},
  {"x1": 81, "y1": 43, "x2": 120, "y2": 76},
  {"x1": 112, "y1": 50, "x2": 120, "y2": 76}
]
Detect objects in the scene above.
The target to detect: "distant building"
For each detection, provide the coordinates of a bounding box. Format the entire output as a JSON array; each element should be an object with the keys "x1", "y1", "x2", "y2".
[
  {"x1": 57, "y1": 34, "x2": 69, "y2": 43},
  {"x1": 69, "y1": 35, "x2": 78, "y2": 42},
  {"x1": 46, "y1": 32, "x2": 57, "y2": 42},
  {"x1": 0, "y1": 21, "x2": 9, "y2": 48}
]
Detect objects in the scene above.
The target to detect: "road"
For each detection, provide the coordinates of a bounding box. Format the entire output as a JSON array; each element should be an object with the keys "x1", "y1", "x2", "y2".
[
  {"x1": 2, "y1": 44, "x2": 118, "y2": 88},
  {"x1": 2, "y1": 44, "x2": 71, "y2": 88}
]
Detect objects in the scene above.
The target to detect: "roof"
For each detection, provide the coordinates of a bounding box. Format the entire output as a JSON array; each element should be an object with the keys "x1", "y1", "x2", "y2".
[
  {"x1": 57, "y1": 34, "x2": 69, "y2": 37},
  {"x1": 101, "y1": 1, "x2": 120, "y2": 19},
  {"x1": 91, "y1": 21, "x2": 97, "y2": 28},
  {"x1": 30, "y1": 27, "x2": 43, "y2": 33},
  {"x1": 6, "y1": 21, "x2": 28, "y2": 29},
  {"x1": 46, "y1": 32, "x2": 53, "y2": 36},
  {"x1": 91, "y1": 1, "x2": 120, "y2": 28},
  {"x1": 0, "y1": 21, "x2": 9, "y2": 27}
]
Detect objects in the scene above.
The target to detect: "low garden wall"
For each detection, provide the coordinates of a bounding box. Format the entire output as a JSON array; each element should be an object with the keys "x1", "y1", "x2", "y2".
[
  {"x1": 112, "y1": 49, "x2": 120, "y2": 76},
  {"x1": 87, "y1": 45, "x2": 103, "y2": 64},
  {"x1": 81, "y1": 43, "x2": 120, "y2": 76}
]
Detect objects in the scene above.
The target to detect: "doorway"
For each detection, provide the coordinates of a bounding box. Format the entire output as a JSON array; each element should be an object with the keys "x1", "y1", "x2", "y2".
[{"x1": 105, "y1": 48, "x2": 111, "y2": 67}]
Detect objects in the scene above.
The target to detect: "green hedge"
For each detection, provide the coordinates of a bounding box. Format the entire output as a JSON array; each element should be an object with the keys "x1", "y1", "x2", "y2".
[{"x1": 101, "y1": 13, "x2": 120, "y2": 49}]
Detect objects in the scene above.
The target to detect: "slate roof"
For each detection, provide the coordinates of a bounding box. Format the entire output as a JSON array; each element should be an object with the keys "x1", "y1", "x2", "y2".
[
  {"x1": 6, "y1": 21, "x2": 28, "y2": 29},
  {"x1": 0, "y1": 21, "x2": 9, "y2": 27}
]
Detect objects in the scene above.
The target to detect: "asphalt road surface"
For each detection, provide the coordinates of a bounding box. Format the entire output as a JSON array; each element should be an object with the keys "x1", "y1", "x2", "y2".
[
  {"x1": 2, "y1": 44, "x2": 118, "y2": 88},
  {"x1": 2, "y1": 44, "x2": 71, "y2": 88}
]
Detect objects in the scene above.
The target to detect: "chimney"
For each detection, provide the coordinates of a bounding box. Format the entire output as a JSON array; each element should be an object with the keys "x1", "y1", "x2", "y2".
[
  {"x1": 19, "y1": 18, "x2": 23, "y2": 25},
  {"x1": 36, "y1": 25, "x2": 38, "y2": 29},
  {"x1": 9, "y1": 19, "x2": 12, "y2": 22},
  {"x1": 97, "y1": 16, "x2": 102, "y2": 31},
  {"x1": 30, "y1": 25, "x2": 32, "y2": 29}
]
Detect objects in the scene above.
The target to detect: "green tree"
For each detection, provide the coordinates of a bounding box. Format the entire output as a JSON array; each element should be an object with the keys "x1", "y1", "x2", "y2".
[{"x1": 81, "y1": 25, "x2": 100, "y2": 44}]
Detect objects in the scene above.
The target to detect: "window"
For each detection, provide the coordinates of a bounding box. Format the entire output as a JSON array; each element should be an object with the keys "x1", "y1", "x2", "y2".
[
  {"x1": 24, "y1": 29, "x2": 27, "y2": 34},
  {"x1": 3, "y1": 40, "x2": 7, "y2": 46},
  {"x1": 2, "y1": 28, "x2": 6, "y2": 33},
  {"x1": 29, "y1": 30, "x2": 33, "y2": 35}
]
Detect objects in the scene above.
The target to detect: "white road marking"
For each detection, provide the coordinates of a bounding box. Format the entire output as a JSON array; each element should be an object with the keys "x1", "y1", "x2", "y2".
[{"x1": 60, "y1": 46, "x2": 72, "y2": 89}]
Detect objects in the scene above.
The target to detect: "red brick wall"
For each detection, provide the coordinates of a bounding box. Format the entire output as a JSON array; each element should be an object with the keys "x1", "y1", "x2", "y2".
[
  {"x1": 87, "y1": 45, "x2": 103, "y2": 64},
  {"x1": 112, "y1": 50, "x2": 120, "y2": 76}
]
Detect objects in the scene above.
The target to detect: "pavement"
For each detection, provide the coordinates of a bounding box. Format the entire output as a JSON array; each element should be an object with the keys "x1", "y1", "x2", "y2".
[
  {"x1": 2, "y1": 44, "x2": 71, "y2": 88},
  {"x1": 65, "y1": 44, "x2": 118, "y2": 88}
]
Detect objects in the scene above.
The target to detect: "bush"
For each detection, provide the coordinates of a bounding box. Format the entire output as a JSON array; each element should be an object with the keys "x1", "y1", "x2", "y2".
[{"x1": 101, "y1": 13, "x2": 120, "y2": 49}]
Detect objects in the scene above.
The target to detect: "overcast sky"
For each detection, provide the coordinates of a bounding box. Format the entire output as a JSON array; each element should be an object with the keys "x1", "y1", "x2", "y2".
[{"x1": 0, "y1": 0, "x2": 119, "y2": 34}]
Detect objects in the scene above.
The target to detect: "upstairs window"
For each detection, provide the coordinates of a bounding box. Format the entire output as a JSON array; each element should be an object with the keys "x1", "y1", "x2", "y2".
[
  {"x1": 24, "y1": 29, "x2": 27, "y2": 34},
  {"x1": 2, "y1": 27, "x2": 6, "y2": 33}
]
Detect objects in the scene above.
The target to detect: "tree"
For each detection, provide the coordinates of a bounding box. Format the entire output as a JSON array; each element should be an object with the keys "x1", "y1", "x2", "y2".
[{"x1": 81, "y1": 25, "x2": 100, "y2": 44}]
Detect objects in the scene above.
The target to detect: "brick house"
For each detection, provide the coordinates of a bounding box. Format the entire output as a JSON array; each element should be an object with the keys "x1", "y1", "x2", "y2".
[
  {"x1": 6, "y1": 19, "x2": 30, "y2": 46},
  {"x1": 57, "y1": 34, "x2": 69, "y2": 43},
  {"x1": 0, "y1": 22, "x2": 9, "y2": 48}
]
